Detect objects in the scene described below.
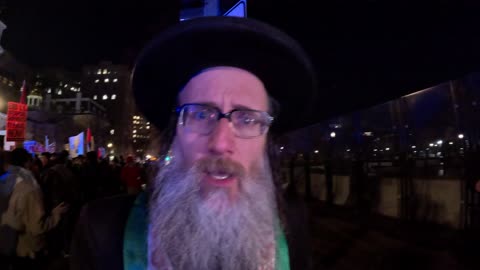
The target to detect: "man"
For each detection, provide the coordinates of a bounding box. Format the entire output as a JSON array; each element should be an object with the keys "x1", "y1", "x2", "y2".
[
  {"x1": 1, "y1": 148, "x2": 68, "y2": 268},
  {"x1": 121, "y1": 156, "x2": 143, "y2": 195},
  {"x1": 71, "y1": 16, "x2": 317, "y2": 270}
]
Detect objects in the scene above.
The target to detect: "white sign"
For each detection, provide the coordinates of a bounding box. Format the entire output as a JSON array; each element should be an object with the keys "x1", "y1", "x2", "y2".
[{"x1": 223, "y1": 0, "x2": 247, "y2": 18}]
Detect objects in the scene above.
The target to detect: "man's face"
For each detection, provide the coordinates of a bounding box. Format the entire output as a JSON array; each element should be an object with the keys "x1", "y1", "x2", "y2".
[
  {"x1": 174, "y1": 66, "x2": 270, "y2": 203},
  {"x1": 40, "y1": 155, "x2": 48, "y2": 166}
]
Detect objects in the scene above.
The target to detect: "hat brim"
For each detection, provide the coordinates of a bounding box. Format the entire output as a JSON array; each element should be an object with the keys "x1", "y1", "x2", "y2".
[{"x1": 132, "y1": 16, "x2": 318, "y2": 133}]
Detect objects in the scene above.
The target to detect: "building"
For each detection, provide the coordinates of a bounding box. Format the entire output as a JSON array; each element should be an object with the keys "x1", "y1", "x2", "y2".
[
  {"x1": 20, "y1": 89, "x2": 111, "y2": 153},
  {"x1": 131, "y1": 113, "x2": 153, "y2": 158},
  {"x1": 82, "y1": 61, "x2": 134, "y2": 156}
]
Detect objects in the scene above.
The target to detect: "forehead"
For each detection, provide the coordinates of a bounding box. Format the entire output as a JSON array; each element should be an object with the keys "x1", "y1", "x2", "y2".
[{"x1": 178, "y1": 66, "x2": 269, "y2": 111}]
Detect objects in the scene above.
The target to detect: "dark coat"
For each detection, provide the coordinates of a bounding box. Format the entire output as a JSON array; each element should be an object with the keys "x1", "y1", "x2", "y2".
[{"x1": 70, "y1": 193, "x2": 312, "y2": 270}]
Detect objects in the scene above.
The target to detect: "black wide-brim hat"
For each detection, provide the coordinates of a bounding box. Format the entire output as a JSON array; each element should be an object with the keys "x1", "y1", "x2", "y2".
[{"x1": 132, "y1": 16, "x2": 318, "y2": 133}]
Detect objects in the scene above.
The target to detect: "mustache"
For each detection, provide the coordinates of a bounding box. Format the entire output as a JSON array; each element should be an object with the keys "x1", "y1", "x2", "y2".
[{"x1": 195, "y1": 157, "x2": 246, "y2": 179}]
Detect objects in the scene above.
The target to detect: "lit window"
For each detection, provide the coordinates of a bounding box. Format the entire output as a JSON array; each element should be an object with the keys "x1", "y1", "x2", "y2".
[
  {"x1": 103, "y1": 69, "x2": 108, "y2": 74},
  {"x1": 93, "y1": 95, "x2": 97, "y2": 100},
  {"x1": 95, "y1": 79, "x2": 99, "y2": 83},
  {"x1": 103, "y1": 94, "x2": 108, "y2": 100},
  {"x1": 110, "y1": 129, "x2": 115, "y2": 135},
  {"x1": 104, "y1": 78, "x2": 109, "y2": 83},
  {"x1": 111, "y1": 94, "x2": 116, "y2": 100},
  {"x1": 132, "y1": 116, "x2": 136, "y2": 119},
  {"x1": 133, "y1": 130, "x2": 137, "y2": 133},
  {"x1": 113, "y1": 78, "x2": 118, "y2": 83},
  {"x1": 97, "y1": 69, "x2": 102, "y2": 74}
]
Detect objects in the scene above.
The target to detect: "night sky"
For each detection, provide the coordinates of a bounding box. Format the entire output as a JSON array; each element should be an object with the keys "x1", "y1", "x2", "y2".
[{"x1": 2, "y1": 1, "x2": 480, "y2": 120}]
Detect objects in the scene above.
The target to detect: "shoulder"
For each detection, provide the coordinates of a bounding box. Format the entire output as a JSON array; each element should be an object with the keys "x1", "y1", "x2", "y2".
[
  {"x1": 285, "y1": 197, "x2": 313, "y2": 270},
  {"x1": 79, "y1": 194, "x2": 137, "y2": 231},
  {"x1": 71, "y1": 194, "x2": 137, "y2": 270}
]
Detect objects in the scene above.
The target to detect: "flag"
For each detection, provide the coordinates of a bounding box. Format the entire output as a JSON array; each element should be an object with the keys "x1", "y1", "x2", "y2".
[
  {"x1": 86, "y1": 128, "x2": 91, "y2": 152},
  {"x1": 19, "y1": 80, "x2": 27, "y2": 104},
  {"x1": 48, "y1": 142, "x2": 56, "y2": 153},
  {"x1": 91, "y1": 136, "x2": 95, "y2": 151},
  {"x1": 69, "y1": 132, "x2": 84, "y2": 158}
]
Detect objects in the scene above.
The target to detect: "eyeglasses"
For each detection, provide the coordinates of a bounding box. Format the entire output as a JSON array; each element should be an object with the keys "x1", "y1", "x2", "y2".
[{"x1": 175, "y1": 103, "x2": 274, "y2": 139}]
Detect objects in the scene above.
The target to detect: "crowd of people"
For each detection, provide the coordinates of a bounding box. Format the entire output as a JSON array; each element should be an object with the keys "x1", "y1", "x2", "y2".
[{"x1": 0, "y1": 148, "x2": 149, "y2": 269}]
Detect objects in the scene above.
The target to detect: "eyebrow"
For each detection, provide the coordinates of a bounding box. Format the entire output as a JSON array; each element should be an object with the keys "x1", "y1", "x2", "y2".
[{"x1": 193, "y1": 102, "x2": 258, "y2": 111}]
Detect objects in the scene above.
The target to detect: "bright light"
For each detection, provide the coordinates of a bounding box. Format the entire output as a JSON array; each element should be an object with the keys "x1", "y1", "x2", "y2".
[
  {"x1": 280, "y1": 146, "x2": 284, "y2": 150},
  {"x1": 47, "y1": 89, "x2": 52, "y2": 93},
  {"x1": 314, "y1": 150, "x2": 319, "y2": 154},
  {"x1": 110, "y1": 129, "x2": 114, "y2": 135},
  {"x1": 103, "y1": 69, "x2": 108, "y2": 75},
  {"x1": 449, "y1": 142, "x2": 453, "y2": 145},
  {"x1": 97, "y1": 69, "x2": 102, "y2": 75},
  {"x1": 330, "y1": 132, "x2": 336, "y2": 138},
  {"x1": 411, "y1": 145, "x2": 416, "y2": 149},
  {"x1": 458, "y1": 134, "x2": 464, "y2": 139},
  {"x1": 111, "y1": 94, "x2": 116, "y2": 100},
  {"x1": 346, "y1": 149, "x2": 351, "y2": 152},
  {"x1": 429, "y1": 143, "x2": 434, "y2": 147},
  {"x1": 93, "y1": 95, "x2": 97, "y2": 100},
  {"x1": 58, "y1": 90, "x2": 62, "y2": 95},
  {"x1": 146, "y1": 126, "x2": 150, "y2": 129},
  {"x1": 113, "y1": 78, "x2": 118, "y2": 83},
  {"x1": 146, "y1": 155, "x2": 152, "y2": 159},
  {"x1": 133, "y1": 130, "x2": 137, "y2": 133},
  {"x1": 103, "y1": 94, "x2": 108, "y2": 100},
  {"x1": 107, "y1": 143, "x2": 113, "y2": 148},
  {"x1": 104, "y1": 78, "x2": 109, "y2": 83},
  {"x1": 373, "y1": 149, "x2": 378, "y2": 152},
  {"x1": 95, "y1": 79, "x2": 99, "y2": 83},
  {"x1": 437, "y1": 140, "x2": 443, "y2": 145},
  {"x1": 385, "y1": 148, "x2": 390, "y2": 151}
]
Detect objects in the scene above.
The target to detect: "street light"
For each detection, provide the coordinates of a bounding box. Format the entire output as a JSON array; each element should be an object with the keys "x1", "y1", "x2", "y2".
[
  {"x1": 107, "y1": 143, "x2": 113, "y2": 148},
  {"x1": 458, "y1": 134, "x2": 464, "y2": 139},
  {"x1": 330, "y1": 132, "x2": 336, "y2": 138}
]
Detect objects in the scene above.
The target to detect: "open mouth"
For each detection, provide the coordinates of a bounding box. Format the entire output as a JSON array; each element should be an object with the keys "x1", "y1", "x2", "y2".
[{"x1": 209, "y1": 171, "x2": 231, "y2": 180}]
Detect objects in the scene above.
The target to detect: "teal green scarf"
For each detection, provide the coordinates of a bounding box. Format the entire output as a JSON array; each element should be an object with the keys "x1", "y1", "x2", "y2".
[{"x1": 123, "y1": 192, "x2": 290, "y2": 269}]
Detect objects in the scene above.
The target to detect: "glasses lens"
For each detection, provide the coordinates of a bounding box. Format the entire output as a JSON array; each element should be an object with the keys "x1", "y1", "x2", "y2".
[
  {"x1": 182, "y1": 104, "x2": 218, "y2": 134},
  {"x1": 231, "y1": 110, "x2": 270, "y2": 138}
]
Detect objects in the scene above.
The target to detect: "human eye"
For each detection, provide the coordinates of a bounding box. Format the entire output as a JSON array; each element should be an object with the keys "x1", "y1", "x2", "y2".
[
  {"x1": 234, "y1": 111, "x2": 261, "y2": 126},
  {"x1": 186, "y1": 105, "x2": 215, "y2": 122}
]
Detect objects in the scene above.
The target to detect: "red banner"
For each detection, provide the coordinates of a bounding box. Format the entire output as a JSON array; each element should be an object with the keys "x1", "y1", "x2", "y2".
[{"x1": 6, "y1": 102, "x2": 28, "y2": 142}]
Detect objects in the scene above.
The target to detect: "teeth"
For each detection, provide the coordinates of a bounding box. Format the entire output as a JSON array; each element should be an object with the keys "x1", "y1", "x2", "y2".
[{"x1": 211, "y1": 173, "x2": 229, "y2": 180}]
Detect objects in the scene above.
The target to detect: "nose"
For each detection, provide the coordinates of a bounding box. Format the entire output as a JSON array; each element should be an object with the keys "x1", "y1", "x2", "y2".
[{"x1": 207, "y1": 118, "x2": 235, "y2": 156}]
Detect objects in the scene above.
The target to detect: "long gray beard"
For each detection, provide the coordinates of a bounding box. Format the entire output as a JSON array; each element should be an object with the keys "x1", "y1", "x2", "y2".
[{"x1": 148, "y1": 155, "x2": 277, "y2": 270}]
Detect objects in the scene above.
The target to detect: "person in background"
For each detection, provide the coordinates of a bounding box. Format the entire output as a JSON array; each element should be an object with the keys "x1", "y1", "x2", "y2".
[
  {"x1": 120, "y1": 156, "x2": 142, "y2": 195},
  {"x1": 1, "y1": 148, "x2": 68, "y2": 269}
]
